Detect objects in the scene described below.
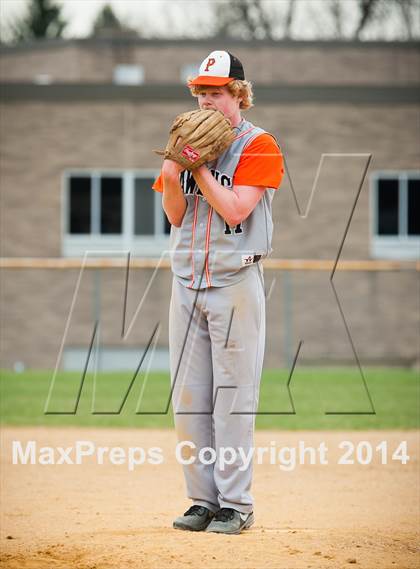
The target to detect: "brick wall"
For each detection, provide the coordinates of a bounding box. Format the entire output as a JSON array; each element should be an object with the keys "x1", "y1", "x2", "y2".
[
  {"x1": 1, "y1": 101, "x2": 418, "y2": 259},
  {"x1": 1, "y1": 40, "x2": 419, "y2": 85},
  {"x1": 0, "y1": 100, "x2": 419, "y2": 368},
  {"x1": 0, "y1": 39, "x2": 418, "y2": 369}
]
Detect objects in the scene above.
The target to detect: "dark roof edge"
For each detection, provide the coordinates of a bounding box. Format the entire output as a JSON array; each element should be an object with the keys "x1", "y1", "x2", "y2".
[
  {"x1": 1, "y1": 83, "x2": 419, "y2": 104},
  {"x1": 1, "y1": 37, "x2": 419, "y2": 54}
]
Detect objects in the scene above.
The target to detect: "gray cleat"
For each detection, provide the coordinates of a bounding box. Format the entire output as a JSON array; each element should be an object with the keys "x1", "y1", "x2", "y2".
[
  {"x1": 206, "y1": 508, "x2": 254, "y2": 534},
  {"x1": 173, "y1": 505, "x2": 215, "y2": 531}
]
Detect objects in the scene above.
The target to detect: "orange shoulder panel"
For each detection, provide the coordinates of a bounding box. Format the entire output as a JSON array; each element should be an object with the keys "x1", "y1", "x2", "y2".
[{"x1": 233, "y1": 133, "x2": 284, "y2": 190}]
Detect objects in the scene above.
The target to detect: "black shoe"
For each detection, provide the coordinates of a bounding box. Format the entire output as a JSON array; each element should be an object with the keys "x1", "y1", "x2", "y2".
[
  {"x1": 173, "y1": 505, "x2": 215, "y2": 531},
  {"x1": 206, "y1": 508, "x2": 254, "y2": 534}
]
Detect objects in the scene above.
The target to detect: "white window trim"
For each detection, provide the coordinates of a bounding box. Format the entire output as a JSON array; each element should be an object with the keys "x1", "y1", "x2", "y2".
[
  {"x1": 370, "y1": 170, "x2": 420, "y2": 260},
  {"x1": 62, "y1": 169, "x2": 169, "y2": 257}
]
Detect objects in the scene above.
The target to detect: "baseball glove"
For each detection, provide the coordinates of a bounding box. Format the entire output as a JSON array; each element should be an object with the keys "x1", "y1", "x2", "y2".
[{"x1": 155, "y1": 109, "x2": 236, "y2": 170}]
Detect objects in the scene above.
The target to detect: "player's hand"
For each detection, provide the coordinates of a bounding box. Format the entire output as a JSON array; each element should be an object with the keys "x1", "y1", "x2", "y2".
[
  {"x1": 162, "y1": 159, "x2": 185, "y2": 177},
  {"x1": 194, "y1": 165, "x2": 208, "y2": 174}
]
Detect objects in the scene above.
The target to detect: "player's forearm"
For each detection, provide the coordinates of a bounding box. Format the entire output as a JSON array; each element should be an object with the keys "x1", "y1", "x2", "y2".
[
  {"x1": 192, "y1": 166, "x2": 241, "y2": 227},
  {"x1": 162, "y1": 171, "x2": 187, "y2": 227}
]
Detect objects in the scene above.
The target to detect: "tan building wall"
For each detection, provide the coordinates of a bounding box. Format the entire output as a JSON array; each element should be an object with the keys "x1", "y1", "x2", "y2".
[
  {"x1": 0, "y1": 39, "x2": 419, "y2": 369},
  {"x1": 1, "y1": 100, "x2": 419, "y2": 259},
  {"x1": 1, "y1": 39, "x2": 419, "y2": 85},
  {"x1": 0, "y1": 266, "x2": 418, "y2": 368}
]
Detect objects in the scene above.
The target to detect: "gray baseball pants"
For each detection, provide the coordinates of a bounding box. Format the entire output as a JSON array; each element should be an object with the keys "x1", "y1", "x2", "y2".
[{"x1": 169, "y1": 263, "x2": 265, "y2": 514}]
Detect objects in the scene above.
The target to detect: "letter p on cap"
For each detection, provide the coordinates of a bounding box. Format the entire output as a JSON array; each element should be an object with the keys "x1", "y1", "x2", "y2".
[{"x1": 205, "y1": 58, "x2": 216, "y2": 72}]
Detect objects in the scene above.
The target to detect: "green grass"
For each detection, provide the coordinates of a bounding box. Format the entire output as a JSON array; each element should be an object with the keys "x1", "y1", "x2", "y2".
[{"x1": 0, "y1": 368, "x2": 418, "y2": 430}]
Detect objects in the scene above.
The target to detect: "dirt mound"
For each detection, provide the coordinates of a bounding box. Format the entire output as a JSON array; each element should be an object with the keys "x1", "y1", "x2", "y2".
[{"x1": 1, "y1": 428, "x2": 418, "y2": 568}]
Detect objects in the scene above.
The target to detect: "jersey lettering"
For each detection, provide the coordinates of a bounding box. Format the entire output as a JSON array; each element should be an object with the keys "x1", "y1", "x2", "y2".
[
  {"x1": 180, "y1": 170, "x2": 202, "y2": 196},
  {"x1": 209, "y1": 169, "x2": 232, "y2": 188},
  {"x1": 181, "y1": 169, "x2": 233, "y2": 197},
  {"x1": 220, "y1": 174, "x2": 230, "y2": 187}
]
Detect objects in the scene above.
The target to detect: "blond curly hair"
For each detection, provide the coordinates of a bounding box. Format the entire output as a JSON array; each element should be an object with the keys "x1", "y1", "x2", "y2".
[{"x1": 188, "y1": 79, "x2": 254, "y2": 110}]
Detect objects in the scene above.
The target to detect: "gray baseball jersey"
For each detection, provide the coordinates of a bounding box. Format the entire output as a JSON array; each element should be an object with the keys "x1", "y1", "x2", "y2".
[{"x1": 169, "y1": 118, "x2": 277, "y2": 289}]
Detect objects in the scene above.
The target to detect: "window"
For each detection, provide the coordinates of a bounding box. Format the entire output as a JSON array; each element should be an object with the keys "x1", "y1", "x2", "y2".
[
  {"x1": 113, "y1": 64, "x2": 145, "y2": 85},
  {"x1": 63, "y1": 170, "x2": 169, "y2": 257},
  {"x1": 63, "y1": 346, "x2": 169, "y2": 372},
  {"x1": 371, "y1": 172, "x2": 420, "y2": 259},
  {"x1": 33, "y1": 73, "x2": 53, "y2": 84},
  {"x1": 69, "y1": 176, "x2": 91, "y2": 233},
  {"x1": 134, "y1": 177, "x2": 155, "y2": 235},
  {"x1": 100, "y1": 177, "x2": 122, "y2": 234}
]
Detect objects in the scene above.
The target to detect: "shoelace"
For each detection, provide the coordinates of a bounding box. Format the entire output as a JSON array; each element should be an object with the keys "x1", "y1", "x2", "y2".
[
  {"x1": 184, "y1": 505, "x2": 207, "y2": 517},
  {"x1": 214, "y1": 508, "x2": 235, "y2": 522}
]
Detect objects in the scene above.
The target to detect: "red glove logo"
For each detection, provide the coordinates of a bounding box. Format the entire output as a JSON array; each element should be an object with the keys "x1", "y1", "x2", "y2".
[{"x1": 181, "y1": 145, "x2": 200, "y2": 162}]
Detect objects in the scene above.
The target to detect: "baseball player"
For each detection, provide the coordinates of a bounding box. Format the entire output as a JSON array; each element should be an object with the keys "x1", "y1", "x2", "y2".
[{"x1": 153, "y1": 50, "x2": 284, "y2": 534}]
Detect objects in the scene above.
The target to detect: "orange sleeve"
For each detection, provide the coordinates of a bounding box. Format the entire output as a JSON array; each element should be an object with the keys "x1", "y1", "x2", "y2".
[
  {"x1": 152, "y1": 173, "x2": 163, "y2": 193},
  {"x1": 233, "y1": 133, "x2": 284, "y2": 189}
]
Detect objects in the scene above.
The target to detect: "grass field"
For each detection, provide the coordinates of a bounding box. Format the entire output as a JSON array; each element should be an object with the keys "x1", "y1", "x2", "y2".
[{"x1": 0, "y1": 368, "x2": 418, "y2": 430}]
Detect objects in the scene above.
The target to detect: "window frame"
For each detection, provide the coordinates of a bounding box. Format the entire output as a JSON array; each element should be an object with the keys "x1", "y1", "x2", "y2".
[
  {"x1": 370, "y1": 170, "x2": 420, "y2": 260},
  {"x1": 62, "y1": 169, "x2": 168, "y2": 257}
]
